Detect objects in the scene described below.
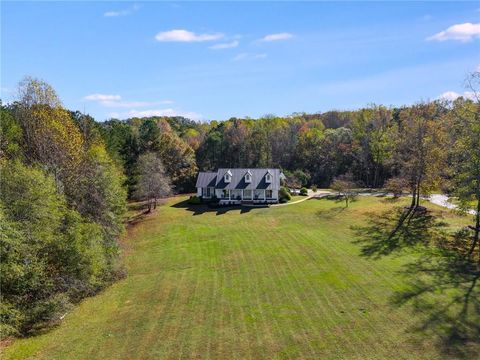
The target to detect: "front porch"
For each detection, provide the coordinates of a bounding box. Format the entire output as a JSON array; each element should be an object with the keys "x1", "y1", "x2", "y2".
[{"x1": 217, "y1": 189, "x2": 278, "y2": 205}]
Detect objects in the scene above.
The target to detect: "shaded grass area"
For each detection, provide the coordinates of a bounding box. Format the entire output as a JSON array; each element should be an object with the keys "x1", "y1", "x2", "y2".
[
  {"x1": 2, "y1": 196, "x2": 476, "y2": 359},
  {"x1": 352, "y1": 204, "x2": 480, "y2": 359}
]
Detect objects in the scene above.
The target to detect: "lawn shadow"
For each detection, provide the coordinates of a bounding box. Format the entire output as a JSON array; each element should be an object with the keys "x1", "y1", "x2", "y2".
[
  {"x1": 381, "y1": 196, "x2": 401, "y2": 204},
  {"x1": 316, "y1": 206, "x2": 346, "y2": 219},
  {"x1": 392, "y1": 250, "x2": 480, "y2": 359},
  {"x1": 352, "y1": 206, "x2": 480, "y2": 358},
  {"x1": 352, "y1": 207, "x2": 448, "y2": 258},
  {"x1": 170, "y1": 199, "x2": 263, "y2": 216}
]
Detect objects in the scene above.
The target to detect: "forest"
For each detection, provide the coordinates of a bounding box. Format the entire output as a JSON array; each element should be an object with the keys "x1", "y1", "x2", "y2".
[{"x1": 1, "y1": 74, "x2": 479, "y2": 338}]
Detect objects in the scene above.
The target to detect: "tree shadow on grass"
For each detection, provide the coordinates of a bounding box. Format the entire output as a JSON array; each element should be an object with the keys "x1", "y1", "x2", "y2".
[
  {"x1": 316, "y1": 206, "x2": 346, "y2": 219},
  {"x1": 170, "y1": 199, "x2": 259, "y2": 216},
  {"x1": 352, "y1": 207, "x2": 480, "y2": 358},
  {"x1": 393, "y1": 250, "x2": 480, "y2": 359},
  {"x1": 352, "y1": 207, "x2": 448, "y2": 258}
]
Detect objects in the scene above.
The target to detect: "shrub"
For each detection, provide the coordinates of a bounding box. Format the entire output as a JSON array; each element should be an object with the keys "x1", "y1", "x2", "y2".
[
  {"x1": 312, "y1": 185, "x2": 318, "y2": 192},
  {"x1": 279, "y1": 187, "x2": 291, "y2": 202},
  {"x1": 300, "y1": 187, "x2": 308, "y2": 196},
  {"x1": 188, "y1": 195, "x2": 202, "y2": 205},
  {"x1": 384, "y1": 177, "x2": 408, "y2": 198}
]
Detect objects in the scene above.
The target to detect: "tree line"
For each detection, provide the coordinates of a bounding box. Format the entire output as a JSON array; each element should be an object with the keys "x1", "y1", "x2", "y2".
[{"x1": 1, "y1": 73, "x2": 479, "y2": 337}]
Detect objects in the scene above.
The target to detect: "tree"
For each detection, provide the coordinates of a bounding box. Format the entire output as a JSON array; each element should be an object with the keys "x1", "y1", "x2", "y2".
[
  {"x1": 351, "y1": 106, "x2": 395, "y2": 187},
  {"x1": 393, "y1": 102, "x2": 448, "y2": 210},
  {"x1": 71, "y1": 144, "x2": 127, "y2": 242},
  {"x1": 384, "y1": 177, "x2": 408, "y2": 198},
  {"x1": 155, "y1": 121, "x2": 198, "y2": 192},
  {"x1": 451, "y1": 71, "x2": 480, "y2": 260},
  {"x1": 139, "y1": 118, "x2": 161, "y2": 152},
  {"x1": 135, "y1": 152, "x2": 171, "y2": 212},
  {"x1": 14, "y1": 78, "x2": 85, "y2": 193},
  {"x1": 0, "y1": 161, "x2": 114, "y2": 336},
  {"x1": 331, "y1": 173, "x2": 357, "y2": 207},
  {"x1": 0, "y1": 103, "x2": 23, "y2": 160}
]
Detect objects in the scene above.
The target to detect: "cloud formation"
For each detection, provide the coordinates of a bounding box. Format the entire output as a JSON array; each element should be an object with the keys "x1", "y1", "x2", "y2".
[
  {"x1": 260, "y1": 33, "x2": 294, "y2": 42},
  {"x1": 232, "y1": 53, "x2": 267, "y2": 61},
  {"x1": 104, "y1": 4, "x2": 140, "y2": 17},
  {"x1": 427, "y1": 22, "x2": 480, "y2": 42},
  {"x1": 84, "y1": 94, "x2": 172, "y2": 108},
  {"x1": 84, "y1": 94, "x2": 121, "y2": 101},
  {"x1": 155, "y1": 29, "x2": 223, "y2": 42},
  {"x1": 438, "y1": 91, "x2": 476, "y2": 101},
  {"x1": 127, "y1": 108, "x2": 202, "y2": 120},
  {"x1": 209, "y1": 40, "x2": 239, "y2": 49}
]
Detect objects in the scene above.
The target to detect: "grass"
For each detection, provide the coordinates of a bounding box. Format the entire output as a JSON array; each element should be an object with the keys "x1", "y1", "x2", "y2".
[
  {"x1": 288, "y1": 195, "x2": 305, "y2": 202},
  {"x1": 2, "y1": 196, "x2": 477, "y2": 359}
]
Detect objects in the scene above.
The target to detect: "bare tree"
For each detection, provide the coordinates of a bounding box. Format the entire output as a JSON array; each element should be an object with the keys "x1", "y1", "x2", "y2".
[
  {"x1": 135, "y1": 152, "x2": 171, "y2": 212},
  {"x1": 331, "y1": 173, "x2": 357, "y2": 207}
]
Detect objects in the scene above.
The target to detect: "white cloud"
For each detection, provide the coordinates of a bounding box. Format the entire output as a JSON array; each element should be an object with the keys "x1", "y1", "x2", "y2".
[
  {"x1": 209, "y1": 40, "x2": 239, "y2": 50},
  {"x1": 103, "y1": 100, "x2": 173, "y2": 108},
  {"x1": 427, "y1": 22, "x2": 480, "y2": 42},
  {"x1": 232, "y1": 53, "x2": 267, "y2": 61},
  {"x1": 127, "y1": 108, "x2": 202, "y2": 120},
  {"x1": 107, "y1": 112, "x2": 121, "y2": 119},
  {"x1": 155, "y1": 29, "x2": 223, "y2": 42},
  {"x1": 260, "y1": 33, "x2": 294, "y2": 42},
  {"x1": 438, "y1": 91, "x2": 476, "y2": 101},
  {"x1": 84, "y1": 94, "x2": 121, "y2": 101},
  {"x1": 104, "y1": 4, "x2": 140, "y2": 17},
  {"x1": 84, "y1": 94, "x2": 172, "y2": 108}
]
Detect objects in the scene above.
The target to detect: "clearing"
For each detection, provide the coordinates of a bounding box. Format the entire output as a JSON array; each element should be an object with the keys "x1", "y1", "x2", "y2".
[{"x1": 3, "y1": 196, "x2": 477, "y2": 359}]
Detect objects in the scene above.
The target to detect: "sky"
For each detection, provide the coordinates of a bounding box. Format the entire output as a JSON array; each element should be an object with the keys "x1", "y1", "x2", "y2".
[{"x1": 1, "y1": 1, "x2": 479, "y2": 121}]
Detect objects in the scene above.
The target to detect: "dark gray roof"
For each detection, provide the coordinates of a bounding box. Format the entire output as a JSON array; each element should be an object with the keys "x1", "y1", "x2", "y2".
[
  {"x1": 215, "y1": 168, "x2": 282, "y2": 190},
  {"x1": 195, "y1": 172, "x2": 217, "y2": 188}
]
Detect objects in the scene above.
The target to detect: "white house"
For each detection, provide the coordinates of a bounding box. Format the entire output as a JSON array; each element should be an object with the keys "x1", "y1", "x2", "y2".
[{"x1": 196, "y1": 168, "x2": 284, "y2": 204}]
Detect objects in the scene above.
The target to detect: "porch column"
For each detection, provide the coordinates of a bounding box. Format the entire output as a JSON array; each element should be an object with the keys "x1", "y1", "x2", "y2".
[{"x1": 264, "y1": 190, "x2": 266, "y2": 201}]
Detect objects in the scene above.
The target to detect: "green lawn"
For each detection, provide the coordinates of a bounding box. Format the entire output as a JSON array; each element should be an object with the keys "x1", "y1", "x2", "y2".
[
  {"x1": 288, "y1": 195, "x2": 306, "y2": 202},
  {"x1": 3, "y1": 196, "x2": 477, "y2": 359}
]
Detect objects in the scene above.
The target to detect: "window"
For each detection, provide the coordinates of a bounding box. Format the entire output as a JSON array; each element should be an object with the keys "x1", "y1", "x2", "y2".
[
  {"x1": 224, "y1": 170, "x2": 232, "y2": 183},
  {"x1": 266, "y1": 190, "x2": 273, "y2": 198},
  {"x1": 245, "y1": 174, "x2": 251, "y2": 183},
  {"x1": 222, "y1": 189, "x2": 228, "y2": 198},
  {"x1": 243, "y1": 189, "x2": 252, "y2": 199},
  {"x1": 265, "y1": 173, "x2": 272, "y2": 183}
]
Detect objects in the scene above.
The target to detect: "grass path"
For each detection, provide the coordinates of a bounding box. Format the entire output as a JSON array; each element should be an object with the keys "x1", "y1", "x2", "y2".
[{"x1": 2, "y1": 196, "x2": 475, "y2": 359}]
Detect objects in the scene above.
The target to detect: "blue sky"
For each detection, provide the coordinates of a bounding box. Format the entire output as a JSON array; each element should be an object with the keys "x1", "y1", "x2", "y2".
[{"x1": 2, "y1": 1, "x2": 479, "y2": 121}]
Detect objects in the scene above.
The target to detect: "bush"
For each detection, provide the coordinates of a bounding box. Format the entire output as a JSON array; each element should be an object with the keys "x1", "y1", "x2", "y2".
[
  {"x1": 279, "y1": 187, "x2": 291, "y2": 202},
  {"x1": 312, "y1": 185, "x2": 318, "y2": 192},
  {"x1": 188, "y1": 195, "x2": 202, "y2": 204},
  {"x1": 300, "y1": 187, "x2": 308, "y2": 196},
  {"x1": 384, "y1": 177, "x2": 408, "y2": 198}
]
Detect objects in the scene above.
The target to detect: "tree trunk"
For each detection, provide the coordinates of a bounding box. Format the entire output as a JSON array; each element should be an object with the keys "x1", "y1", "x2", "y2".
[
  {"x1": 410, "y1": 186, "x2": 416, "y2": 209},
  {"x1": 469, "y1": 195, "x2": 480, "y2": 261}
]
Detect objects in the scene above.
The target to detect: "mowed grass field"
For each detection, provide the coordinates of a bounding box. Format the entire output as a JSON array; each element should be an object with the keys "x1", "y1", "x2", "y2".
[{"x1": 3, "y1": 196, "x2": 475, "y2": 359}]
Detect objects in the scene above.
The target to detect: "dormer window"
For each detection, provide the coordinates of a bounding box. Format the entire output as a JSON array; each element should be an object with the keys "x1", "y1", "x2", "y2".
[
  {"x1": 265, "y1": 171, "x2": 272, "y2": 183},
  {"x1": 245, "y1": 170, "x2": 252, "y2": 183},
  {"x1": 224, "y1": 170, "x2": 232, "y2": 183}
]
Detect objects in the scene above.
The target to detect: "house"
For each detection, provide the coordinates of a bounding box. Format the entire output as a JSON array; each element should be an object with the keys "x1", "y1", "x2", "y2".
[{"x1": 196, "y1": 168, "x2": 285, "y2": 204}]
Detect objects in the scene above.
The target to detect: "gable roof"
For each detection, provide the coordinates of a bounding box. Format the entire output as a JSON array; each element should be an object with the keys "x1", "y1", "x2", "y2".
[
  {"x1": 195, "y1": 172, "x2": 217, "y2": 188},
  {"x1": 215, "y1": 168, "x2": 282, "y2": 190}
]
